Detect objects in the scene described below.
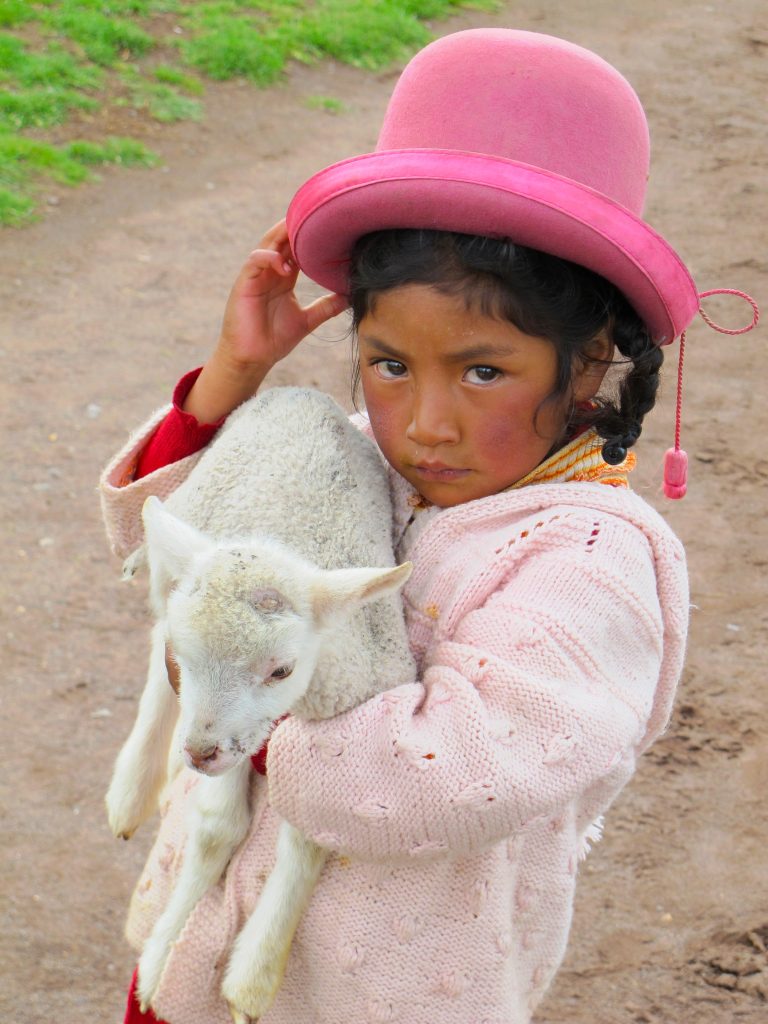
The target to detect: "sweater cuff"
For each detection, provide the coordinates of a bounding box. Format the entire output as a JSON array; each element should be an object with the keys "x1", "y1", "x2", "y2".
[{"x1": 135, "y1": 367, "x2": 226, "y2": 479}]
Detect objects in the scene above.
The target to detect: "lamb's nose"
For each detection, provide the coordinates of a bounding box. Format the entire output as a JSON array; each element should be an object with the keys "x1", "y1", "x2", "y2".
[{"x1": 185, "y1": 744, "x2": 219, "y2": 770}]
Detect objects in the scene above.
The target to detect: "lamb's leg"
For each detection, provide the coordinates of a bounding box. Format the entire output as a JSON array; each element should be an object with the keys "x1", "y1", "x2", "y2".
[
  {"x1": 222, "y1": 821, "x2": 328, "y2": 1023},
  {"x1": 137, "y1": 757, "x2": 252, "y2": 1012},
  {"x1": 106, "y1": 621, "x2": 179, "y2": 839}
]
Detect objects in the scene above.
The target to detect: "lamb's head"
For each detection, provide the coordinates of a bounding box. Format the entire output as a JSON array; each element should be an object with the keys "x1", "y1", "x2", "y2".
[{"x1": 142, "y1": 496, "x2": 411, "y2": 776}]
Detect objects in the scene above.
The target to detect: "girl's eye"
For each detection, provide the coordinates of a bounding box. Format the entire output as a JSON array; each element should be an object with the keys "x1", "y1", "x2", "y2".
[
  {"x1": 269, "y1": 664, "x2": 294, "y2": 681},
  {"x1": 373, "y1": 359, "x2": 407, "y2": 379},
  {"x1": 465, "y1": 365, "x2": 501, "y2": 384}
]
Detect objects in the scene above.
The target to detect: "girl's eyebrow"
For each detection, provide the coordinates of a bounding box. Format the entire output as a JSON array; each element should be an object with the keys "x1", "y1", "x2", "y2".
[
  {"x1": 360, "y1": 335, "x2": 520, "y2": 362},
  {"x1": 359, "y1": 336, "x2": 408, "y2": 360},
  {"x1": 444, "y1": 343, "x2": 521, "y2": 363}
]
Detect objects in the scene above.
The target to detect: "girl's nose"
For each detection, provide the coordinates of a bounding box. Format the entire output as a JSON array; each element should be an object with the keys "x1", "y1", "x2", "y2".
[{"x1": 406, "y1": 389, "x2": 460, "y2": 447}]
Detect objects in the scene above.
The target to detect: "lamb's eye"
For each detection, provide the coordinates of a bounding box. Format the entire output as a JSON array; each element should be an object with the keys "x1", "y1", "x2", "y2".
[{"x1": 269, "y1": 664, "x2": 294, "y2": 681}]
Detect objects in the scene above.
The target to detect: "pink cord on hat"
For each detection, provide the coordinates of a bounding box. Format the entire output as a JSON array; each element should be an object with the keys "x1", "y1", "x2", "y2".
[{"x1": 663, "y1": 289, "x2": 760, "y2": 499}]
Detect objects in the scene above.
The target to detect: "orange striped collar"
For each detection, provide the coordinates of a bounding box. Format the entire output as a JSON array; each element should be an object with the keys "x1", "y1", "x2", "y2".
[{"x1": 509, "y1": 429, "x2": 635, "y2": 491}]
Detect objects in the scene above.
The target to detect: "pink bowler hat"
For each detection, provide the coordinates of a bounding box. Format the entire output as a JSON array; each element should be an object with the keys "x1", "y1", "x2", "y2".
[{"x1": 287, "y1": 28, "x2": 700, "y2": 345}]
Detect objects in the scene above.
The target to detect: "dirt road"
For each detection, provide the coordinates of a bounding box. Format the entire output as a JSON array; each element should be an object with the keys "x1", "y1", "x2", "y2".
[{"x1": 1, "y1": 2, "x2": 765, "y2": 1021}]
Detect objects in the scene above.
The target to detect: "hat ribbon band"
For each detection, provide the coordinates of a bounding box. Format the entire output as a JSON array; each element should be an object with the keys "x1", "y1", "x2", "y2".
[
  {"x1": 664, "y1": 288, "x2": 759, "y2": 500},
  {"x1": 697, "y1": 288, "x2": 760, "y2": 336}
]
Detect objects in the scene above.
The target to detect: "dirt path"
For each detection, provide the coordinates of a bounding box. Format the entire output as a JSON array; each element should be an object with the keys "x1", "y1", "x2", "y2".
[{"x1": 1, "y1": 2, "x2": 765, "y2": 1022}]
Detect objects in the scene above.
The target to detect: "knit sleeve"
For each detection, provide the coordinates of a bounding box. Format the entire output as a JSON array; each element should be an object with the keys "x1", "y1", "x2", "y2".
[
  {"x1": 99, "y1": 410, "x2": 208, "y2": 559},
  {"x1": 98, "y1": 369, "x2": 228, "y2": 559},
  {"x1": 266, "y1": 524, "x2": 673, "y2": 862},
  {"x1": 134, "y1": 367, "x2": 225, "y2": 478}
]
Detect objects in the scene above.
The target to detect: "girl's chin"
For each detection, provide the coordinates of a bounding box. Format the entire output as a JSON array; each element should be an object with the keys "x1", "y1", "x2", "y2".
[{"x1": 405, "y1": 474, "x2": 494, "y2": 508}]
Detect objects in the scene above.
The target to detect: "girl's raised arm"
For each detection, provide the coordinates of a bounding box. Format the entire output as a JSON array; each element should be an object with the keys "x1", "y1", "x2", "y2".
[
  {"x1": 100, "y1": 222, "x2": 348, "y2": 553},
  {"x1": 183, "y1": 220, "x2": 347, "y2": 424}
]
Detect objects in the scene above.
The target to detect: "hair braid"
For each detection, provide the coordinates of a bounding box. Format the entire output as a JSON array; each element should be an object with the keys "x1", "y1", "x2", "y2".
[{"x1": 591, "y1": 305, "x2": 664, "y2": 463}]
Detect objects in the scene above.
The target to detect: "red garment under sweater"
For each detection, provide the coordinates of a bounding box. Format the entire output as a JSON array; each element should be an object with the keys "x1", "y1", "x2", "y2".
[{"x1": 125, "y1": 968, "x2": 165, "y2": 1024}]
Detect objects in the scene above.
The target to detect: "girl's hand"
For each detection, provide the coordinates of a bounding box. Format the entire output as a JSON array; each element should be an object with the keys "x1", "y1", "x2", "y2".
[{"x1": 183, "y1": 220, "x2": 348, "y2": 423}]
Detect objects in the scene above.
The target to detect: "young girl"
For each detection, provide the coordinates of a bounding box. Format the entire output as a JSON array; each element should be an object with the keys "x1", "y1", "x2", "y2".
[{"x1": 100, "y1": 28, "x2": 752, "y2": 1024}]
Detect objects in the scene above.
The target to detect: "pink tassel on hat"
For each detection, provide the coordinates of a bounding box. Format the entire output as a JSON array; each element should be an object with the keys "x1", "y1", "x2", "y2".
[
  {"x1": 663, "y1": 289, "x2": 759, "y2": 499},
  {"x1": 663, "y1": 325, "x2": 689, "y2": 499},
  {"x1": 663, "y1": 448, "x2": 688, "y2": 500}
]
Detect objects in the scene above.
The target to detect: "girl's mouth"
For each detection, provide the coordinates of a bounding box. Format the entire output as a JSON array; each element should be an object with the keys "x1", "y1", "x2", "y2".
[{"x1": 412, "y1": 463, "x2": 470, "y2": 481}]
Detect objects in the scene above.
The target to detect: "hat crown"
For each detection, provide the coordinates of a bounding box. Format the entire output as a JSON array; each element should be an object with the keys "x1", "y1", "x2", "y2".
[
  {"x1": 376, "y1": 29, "x2": 650, "y2": 215},
  {"x1": 287, "y1": 28, "x2": 699, "y2": 345}
]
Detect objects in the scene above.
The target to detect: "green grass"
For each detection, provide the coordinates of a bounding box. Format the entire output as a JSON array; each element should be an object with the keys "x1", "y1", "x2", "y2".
[
  {"x1": 119, "y1": 65, "x2": 204, "y2": 122},
  {"x1": 63, "y1": 137, "x2": 160, "y2": 166},
  {"x1": 306, "y1": 95, "x2": 346, "y2": 115},
  {"x1": 0, "y1": 187, "x2": 35, "y2": 226},
  {"x1": 1, "y1": 0, "x2": 498, "y2": 227},
  {"x1": 0, "y1": 0, "x2": 37, "y2": 28},
  {"x1": 179, "y1": 0, "x2": 496, "y2": 79},
  {"x1": 154, "y1": 66, "x2": 206, "y2": 95},
  {"x1": 0, "y1": 89, "x2": 98, "y2": 132},
  {"x1": 180, "y1": 18, "x2": 290, "y2": 84},
  {"x1": 0, "y1": 134, "x2": 158, "y2": 224},
  {"x1": 0, "y1": 36, "x2": 103, "y2": 134},
  {"x1": 294, "y1": 0, "x2": 436, "y2": 70},
  {"x1": 44, "y1": 6, "x2": 155, "y2": 66},
  {"x1": 0, "y1": 36, "x2": 103, "y2": 90}
]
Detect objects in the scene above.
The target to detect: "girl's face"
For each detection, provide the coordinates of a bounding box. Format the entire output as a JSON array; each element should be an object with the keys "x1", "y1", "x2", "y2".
[{"x1": 358, "y1": 285, "x2": 597, "y2": 507}]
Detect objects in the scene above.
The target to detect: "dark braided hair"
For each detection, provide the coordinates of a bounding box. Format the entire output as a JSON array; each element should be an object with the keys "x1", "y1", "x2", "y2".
[{"x1": 348, "y1": 229, "x2": 663, "y2": 461}]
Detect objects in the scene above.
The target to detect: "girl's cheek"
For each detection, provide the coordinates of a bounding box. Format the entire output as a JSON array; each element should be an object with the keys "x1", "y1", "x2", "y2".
[
  {"x1": 474, "y1": 400, "x2": 535, "y2": 455},
  {"x1": 474, "y1": 397, "x2": 560, "y2": 470},
  {"x1": 477, "y1": 416, "x2": 519, "y2": 452},
  {"x1": 362, "y1": 380, "x2": 400, "y2": 448},
  {"x1": 366, "y1": 400, "x2": 398, "y2": 454}
]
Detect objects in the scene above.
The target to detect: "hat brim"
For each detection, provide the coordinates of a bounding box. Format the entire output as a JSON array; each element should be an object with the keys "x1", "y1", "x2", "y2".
[{"x1": 287, "y1": 150, "x2": 698, "y2": 345}]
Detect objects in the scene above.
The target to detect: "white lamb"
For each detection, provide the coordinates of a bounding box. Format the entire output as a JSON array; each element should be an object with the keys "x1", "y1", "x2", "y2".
[{"x1": 106, "y1": 387, "x2": 415, "y2": 1023}]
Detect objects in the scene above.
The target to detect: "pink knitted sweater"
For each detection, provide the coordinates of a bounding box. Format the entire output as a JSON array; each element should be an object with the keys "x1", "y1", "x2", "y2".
[{"x1": 100, "y1": 408, "x2": 688, "y2": 1024}]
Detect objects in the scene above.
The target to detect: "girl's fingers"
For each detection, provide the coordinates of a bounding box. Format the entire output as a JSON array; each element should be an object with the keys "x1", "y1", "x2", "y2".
[
  {"x1": 247, "y1": 220, "x2": 295, "y2": 274},
  {"x1": 244, "y1": 248, "x2": 282, "y2": 270},
  {"x1": 302, "y1": 293, "x2": 349, "y2": 333},
  {"x1": 242, "y1": 248, "x2": 294, "y2": 281},
  {"x1": 260, "y1": 218, "x2": 289, "y2": 248}
]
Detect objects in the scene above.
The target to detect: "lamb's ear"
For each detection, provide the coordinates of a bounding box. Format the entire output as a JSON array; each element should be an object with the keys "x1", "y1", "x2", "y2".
[
  {"x1": 142, "y1": 496, "x2": 213, "y2": 598},
  {"x1": 312, "y1": 561, "x2": 412, "y2": 627}
]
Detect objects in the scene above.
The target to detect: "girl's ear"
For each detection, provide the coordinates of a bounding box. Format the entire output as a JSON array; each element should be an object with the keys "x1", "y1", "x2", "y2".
[
  {"x1": 142, "y1": 496, "x2": 213, "y2": 601},
  {"x1": 572, "y1": 333, "x2": 615, "y2": 401}
]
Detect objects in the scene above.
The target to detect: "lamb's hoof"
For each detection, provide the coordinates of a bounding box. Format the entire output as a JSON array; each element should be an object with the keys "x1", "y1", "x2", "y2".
[
  {"x1": 106, "y1": 789, "x2": 147, "y2": 841},
  {"x1": 136, "y1": 983, "x2": 155, "y2": 1015},
  {"x1": 222, "y1": 968, "x2": 280, "y2": 1022},
  {"x1": 222, "y1": 936, "x2": 287, "y2": 1021},
  {"x1": 229, "y1": 1008, "x2": 258, "y2": 1024},
  {"x1": 136, "y1": 937, "x2": 168, "y2": 1014}
]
